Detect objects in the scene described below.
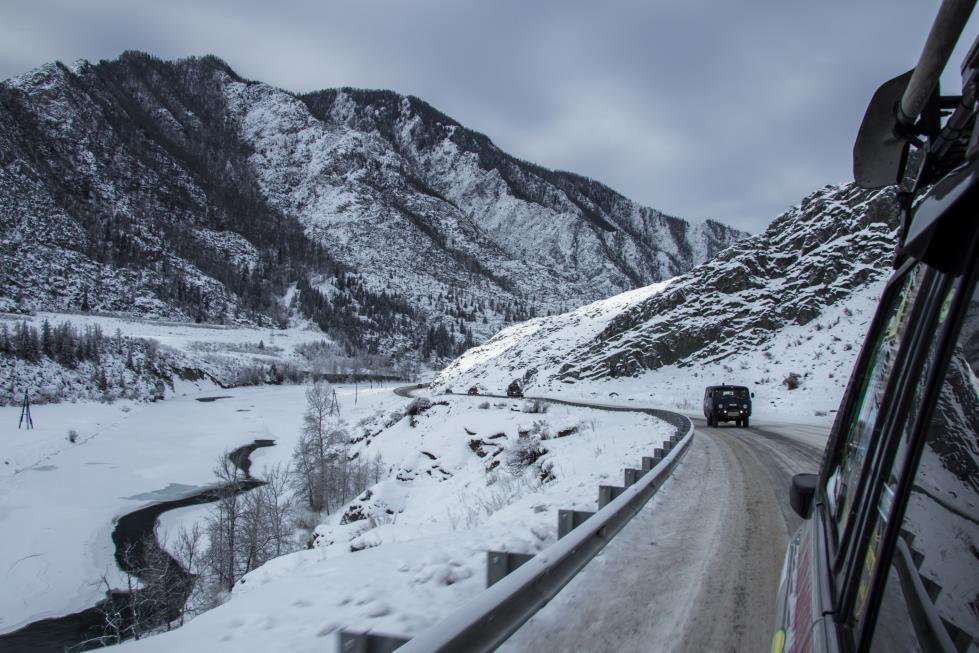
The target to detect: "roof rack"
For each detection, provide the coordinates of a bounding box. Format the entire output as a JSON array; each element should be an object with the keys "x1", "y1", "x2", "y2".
[{"x1": 853, "y1": 0, "x2": 977, "y2": 191}]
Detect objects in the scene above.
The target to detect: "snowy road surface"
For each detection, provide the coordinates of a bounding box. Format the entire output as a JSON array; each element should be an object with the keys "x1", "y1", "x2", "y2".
[{"x1": 499, "y1": 418, "x2": 826, "y2": 652}]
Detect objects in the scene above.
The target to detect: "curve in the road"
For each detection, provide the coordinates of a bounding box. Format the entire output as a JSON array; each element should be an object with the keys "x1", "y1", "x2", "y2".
[{"x1": 497, "y1": 418, "x2": 825, "y2": 652}]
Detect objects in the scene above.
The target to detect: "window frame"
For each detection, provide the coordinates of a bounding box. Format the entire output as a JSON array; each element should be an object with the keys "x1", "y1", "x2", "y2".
[
  {"x1": 854, "y1": 247, "x2": 979, "y2": 651},
  {"x1": 838, "y1": 267, "x2": 953, "y2": 637},
  {"x1": 819, "y1": 260, "x2": 932, "y2": 578}
]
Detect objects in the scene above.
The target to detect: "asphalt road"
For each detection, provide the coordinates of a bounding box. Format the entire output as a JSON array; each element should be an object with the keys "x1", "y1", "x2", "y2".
[
  {"x1": 498, "y1": 416, "x2": 827, "y2": 653},
  {"x1": 393, "y1": 383, "x2": 427, "y2": 398}
]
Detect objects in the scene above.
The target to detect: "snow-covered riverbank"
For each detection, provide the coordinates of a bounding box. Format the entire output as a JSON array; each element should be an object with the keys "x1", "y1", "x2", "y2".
[{"x1": 0, "y1": 382, "x2": 399, "y2": 635}]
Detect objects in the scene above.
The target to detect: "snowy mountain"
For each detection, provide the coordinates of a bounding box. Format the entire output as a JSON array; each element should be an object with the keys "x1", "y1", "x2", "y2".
[
  {"x1": 434, "y1": 183, "x2": 901, "y2": 418},
  {"x1": 0, "y1": 52, "x2": 746, "y2": 362}
]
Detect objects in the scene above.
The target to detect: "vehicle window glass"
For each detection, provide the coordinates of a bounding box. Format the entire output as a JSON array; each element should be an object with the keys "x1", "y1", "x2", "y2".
[
  {"x1": 854, "y1": 279, "x2": 957, "y2": 633},
  {"x1": 825, "y1": 266, "x2": 924, "y2": 544},
  {"x1": 870, "y1": 281, "x2": 979, "y2": 651}
]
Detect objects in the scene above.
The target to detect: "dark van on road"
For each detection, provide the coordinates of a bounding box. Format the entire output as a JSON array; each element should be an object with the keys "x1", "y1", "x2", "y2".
[
  {"x1": 773, "y1": 6, "x2": 979, "y2": 652},
  {"x1": 703, "y1": 384, "x2": 752, "y2": 427}
]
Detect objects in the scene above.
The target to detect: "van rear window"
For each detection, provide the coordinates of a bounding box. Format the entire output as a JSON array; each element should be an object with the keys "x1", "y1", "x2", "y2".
[{"x1": 719, "y1": 389, "x2": 747, "y2": 397}]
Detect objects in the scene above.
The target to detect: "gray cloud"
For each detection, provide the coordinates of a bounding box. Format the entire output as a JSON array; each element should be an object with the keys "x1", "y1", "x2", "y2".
[{"x1": 1, "y1": 0, "x2": 976, "y2": 233}]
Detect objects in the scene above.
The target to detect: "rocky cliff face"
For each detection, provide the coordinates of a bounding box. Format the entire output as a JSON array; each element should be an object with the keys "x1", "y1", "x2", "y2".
[
  {"x1": 434, "y1": 183, "x2": 901, "y2": 399},
  {"x1": 0, "y1": 52, "x2": 745, "y2": 361}
]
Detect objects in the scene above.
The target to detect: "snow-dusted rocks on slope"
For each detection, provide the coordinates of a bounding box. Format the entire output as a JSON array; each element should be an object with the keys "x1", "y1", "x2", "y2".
[{"x1": 434, "y1": 183, "x2": 901, "y2": 419}]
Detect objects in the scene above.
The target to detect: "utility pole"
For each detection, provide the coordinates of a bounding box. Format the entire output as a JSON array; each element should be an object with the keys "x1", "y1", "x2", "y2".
[{"x1": 18, "y1": 390, "x2": 33, "y2": 430}]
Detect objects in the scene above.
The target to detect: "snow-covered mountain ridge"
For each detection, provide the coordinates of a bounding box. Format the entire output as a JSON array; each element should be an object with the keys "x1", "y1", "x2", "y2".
[
  {"x1": 434, "y1": 183, "x2": 901, "y2": 418},
  {"x1": 0, "y1": 52, "x2": 746, "y2": 362}
]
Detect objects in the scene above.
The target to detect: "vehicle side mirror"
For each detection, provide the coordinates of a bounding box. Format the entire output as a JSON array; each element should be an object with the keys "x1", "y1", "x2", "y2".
[
  {"x1": 853, "y1": 70, "x2": 914, "y2": 189},
  {"x1": 789, "y1": 473, "x2": 818, "y2": 519}
]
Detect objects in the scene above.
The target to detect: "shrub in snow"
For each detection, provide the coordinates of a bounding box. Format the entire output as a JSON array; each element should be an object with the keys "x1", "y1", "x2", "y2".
[
  {"x1": 783, "y1": 372, "x2": 802, "y2": 390},
  {"x1": 311, "y1": 520, "x2": 373, "y2": 549},
  {"x1": 350, "y1": 530, "x2": 383, "y2": 552},
  {"x1": 67, "y1": 429, "x2": 78, "y2": 443},
  {"x1": 478, "y1": 401, "x2": 490, "y2": 409},
  {"x1": 505, "y1": 435, "x2": 548, "y2": 475},
  {"x1": 521, "y1": 399, "x2": 548, "y2": 414},
  {"x1": 405, "y1": 397, "x2": 432, "y2": 416},
  {"x1": 385, "y1": 411, "x2": 403, "y2": 427},
  {"x1": 445, "y1": 470, "x2": 542, "y2": 529},
  {"x1": 341, "y1": 498, "x2": 371, "y2": 525},
  {"x1": 517, "y1": 419, "x2": 551, "y2": 440},
  {"x1": 403, "y1": 397, "x2": 448, "y2": 426},
  {"x1": 537, "y1": 458, "x2": 557, "y2": 483},
  {"x1": 235, "y1": 364, "x2": 266, "y2": 386}
]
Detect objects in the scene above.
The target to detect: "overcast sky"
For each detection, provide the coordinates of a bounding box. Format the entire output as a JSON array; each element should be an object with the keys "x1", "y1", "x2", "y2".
[{"x1": 2, "y1": 1, "x2": 976, "y2": 233}]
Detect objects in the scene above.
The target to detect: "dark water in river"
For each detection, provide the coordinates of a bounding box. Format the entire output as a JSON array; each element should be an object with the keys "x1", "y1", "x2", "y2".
[{"x1": 0, "y1": 439, "x2": 275, "y2": 653}]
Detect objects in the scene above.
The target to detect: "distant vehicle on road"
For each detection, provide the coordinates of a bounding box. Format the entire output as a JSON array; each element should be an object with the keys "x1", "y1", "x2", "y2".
[
  {"x1": 703, "y1": 384, "x2": 752, "y2": 427},
  {"x1": 507, "y1": 380, "x2": 524, "y2": 398},
  {"x1": 773, "y1": 8, "x2": 979, "y2": 652}
]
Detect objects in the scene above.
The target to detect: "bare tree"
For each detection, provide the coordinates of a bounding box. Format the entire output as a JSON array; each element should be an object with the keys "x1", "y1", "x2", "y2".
[
  {"x1": 236, "y1": 465, "x2": 295, "y2": 572},
  {"x1": 205, "y1": 452, "x2": 243, "y2": 593},
  {"x1": 138, "y1": 533, "x2": 184, "y2": 632},
  {"x1": 304, "y1": 380, "x2": 333, "y2": 458},
  {"x1": 291, "y1": 430, "x2": 323, "y2": 512},
  {"x1": 292, "y1": 382, "x2": 343, "y2": 512},
  {"x1": 238, "y1": 488, "x2": 268, "y2": 574},
  {"x1": 261, "y1": 463, "x2": 294, "y2": 557},
  {"x1": 172, "y1": 523, "x2": 209, "y2": 623},
  {"x1": 73, "y1": 575, "x2": 124, "y2": 651}
]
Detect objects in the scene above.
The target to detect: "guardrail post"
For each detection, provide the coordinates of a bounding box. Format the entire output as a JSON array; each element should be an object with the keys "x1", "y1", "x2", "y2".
[
  {"x1": 558, "y1": 509, "x2": 595, "y2": 538},
  {"x1": 641, "y1": 455, "x2": 660, "y2": 471},
  {"x1": 487, "y1": 551, "x2": 535, "y2": 587},
  {"x1": 338, "y1": 630, "x2": 410, "y2": 653},
  {"x1": 654, "y1": 447, "x2": 667, "y2": 459},
  {"x1": 623, "y1": 468, "x2": 646, "y2": 486},
  {"x1": 598, "y1": 484, "x2": 626, "y2": 508}
]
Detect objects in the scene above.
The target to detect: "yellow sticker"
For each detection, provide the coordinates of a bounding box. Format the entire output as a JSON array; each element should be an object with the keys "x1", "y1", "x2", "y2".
[{"x1": 771, "y1": 629, "x2": 786, "y2": 653}]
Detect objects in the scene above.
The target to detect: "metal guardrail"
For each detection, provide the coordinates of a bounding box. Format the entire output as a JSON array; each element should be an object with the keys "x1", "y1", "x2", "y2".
[{"x1": 382, "y1": 403, "x2": 694, "y2": 653}]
